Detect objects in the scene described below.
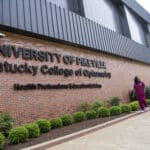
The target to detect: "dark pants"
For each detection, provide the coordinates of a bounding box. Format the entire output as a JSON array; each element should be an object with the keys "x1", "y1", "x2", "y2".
[{"x1": 138, "y1": 99, "x2": 147, "y2": 110}]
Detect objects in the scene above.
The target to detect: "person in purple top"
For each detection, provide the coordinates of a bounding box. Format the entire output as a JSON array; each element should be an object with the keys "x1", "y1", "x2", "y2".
[{"x1": 134, "y1": 76, "x2": 147, "y2": 112}]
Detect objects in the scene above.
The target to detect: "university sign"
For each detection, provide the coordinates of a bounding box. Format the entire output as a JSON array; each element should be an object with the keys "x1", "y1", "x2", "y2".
[{"x1": 0, "y1": 44, "x2": 111, "y2": 90}]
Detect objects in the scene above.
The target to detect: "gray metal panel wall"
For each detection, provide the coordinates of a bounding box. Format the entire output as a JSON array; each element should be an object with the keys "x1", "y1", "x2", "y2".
[
  {"x1": 0, "y1": 0, "x2": 150, "y2": 64},
  {"x1": 10, "y1": 0, "x2": 18, "y2": 28}
]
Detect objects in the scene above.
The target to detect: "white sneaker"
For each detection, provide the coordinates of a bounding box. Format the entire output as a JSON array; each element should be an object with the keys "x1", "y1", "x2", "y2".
[{"x1": 141, "y1": 110, "x2": 144, "y2": 113}]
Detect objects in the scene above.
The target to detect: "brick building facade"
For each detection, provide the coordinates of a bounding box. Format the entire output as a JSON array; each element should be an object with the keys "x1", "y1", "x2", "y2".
[
  {"x1": 0, "y1": 32, "x2": 150, "y2": 124},
  {"x1": 0, "y1": 0, "x2": 150, "y2": 124}
]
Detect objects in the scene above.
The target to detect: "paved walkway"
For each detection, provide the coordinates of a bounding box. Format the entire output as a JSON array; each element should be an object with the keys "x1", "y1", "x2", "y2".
[{"x1": 46, "y1": 111, "x2": 150, "y2": 150}]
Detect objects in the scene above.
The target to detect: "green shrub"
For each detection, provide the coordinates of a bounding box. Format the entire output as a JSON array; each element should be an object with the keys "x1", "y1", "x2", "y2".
[
  {"x1": 35, "y1": 119, "x2": 51, "y2": 133},
  {"x1": 72, "y1": 112, "x2": 85, "y2": 122},
  {"x1": 146, "y1": 86, "x2": 150, "y2": 99},
  {"x1": 110, "y1": 106, "x2": 122, "y2": 116},
  {"x1": 91, "y1": 101, "x2": 103, "y2": 113},
  {"x1": 50, "y1": 118, "x2": 62, "y2": 129},
  {"x1": 129, "y1": 90, "x2": 137, "y2": 101},
  {"x1": 0, "y1": 133, "x2": 5, "y2": 150},
  {"x1": 110, "y1": 97, "x2": 120, "y2": 106},
  {"x1": 24, "y1": 123, "x2": 40, "y2": 138},
  {"x1": 61, "y1": 114, "x2": 73, "y2": 126},
  {"x1": 98, "y1": 107, "x2": 110, "y2": 117},
  {"x1": 129, "y1": 101, "x2": 139, "y2": 111},
  {"x1": 121, "y1": 105, "x2": 131, "y2": 113},
  {"x1": 85, "y1": 110, "x2": 97, "y2": 120},
  {"x1": 8, "y1": 126, "x2": 29, "y2": 144},
  {"x1": 76, "y1": 102, "x2": 92, "y2": 112},
  {"x1": 0, "y1": 113, "x2": 15, "y2": 136},
  {"x1": 146, "y1": 99, "x2": 150, "y2": 105}
]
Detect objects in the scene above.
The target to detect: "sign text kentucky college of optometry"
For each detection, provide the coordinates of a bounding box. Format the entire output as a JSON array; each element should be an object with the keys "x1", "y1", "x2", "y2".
[{"x1": 0, "y1": 44, "x2": 111, "y2": 90}]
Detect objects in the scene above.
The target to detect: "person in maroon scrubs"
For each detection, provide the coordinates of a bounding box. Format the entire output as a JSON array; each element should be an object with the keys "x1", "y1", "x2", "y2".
[{"x1": 134, "y1": 76, "x2": 147, "y2": 112}]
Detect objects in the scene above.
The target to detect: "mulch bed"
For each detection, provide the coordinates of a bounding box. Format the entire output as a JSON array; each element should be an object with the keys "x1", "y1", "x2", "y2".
[{"x1": 4, "y1": 114, "x2": 127, "y2": 150}]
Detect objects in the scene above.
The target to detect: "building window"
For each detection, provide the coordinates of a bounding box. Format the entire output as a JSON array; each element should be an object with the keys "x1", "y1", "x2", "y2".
[
  {"x1": 46, "y1": 0, "x2": 84, "y2": 15},
  {"x1": 82, "y1": 0, "x2": 122, "y2": 33},
  {"x1": 124, "y1": 6, "x2": 147, "y2": 46}
]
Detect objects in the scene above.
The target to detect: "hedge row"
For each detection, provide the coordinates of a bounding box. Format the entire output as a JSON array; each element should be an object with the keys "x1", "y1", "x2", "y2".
[
  {"x1": 7, "y1": 101, "x2": 141, "y2": 145},
  {"x1": 1, "y1": 100, "x2": 146, "y2": 147},
  {"x1": 76, "y1": 98, "x2": 120, "y2": 113}
]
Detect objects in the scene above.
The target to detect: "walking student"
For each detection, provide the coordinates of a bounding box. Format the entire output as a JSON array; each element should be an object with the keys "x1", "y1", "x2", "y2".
[{"x1": 134, "y1": 76, "x2": 147, "y2": 112}]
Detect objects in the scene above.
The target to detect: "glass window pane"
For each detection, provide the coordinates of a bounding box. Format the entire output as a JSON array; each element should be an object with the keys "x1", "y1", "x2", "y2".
[
  {"x1": 83, "y1": 0, "x2": 122, "y2": 33},
  {"x1": 124, "y1": 6, "x2": 146, "y2": 45}
]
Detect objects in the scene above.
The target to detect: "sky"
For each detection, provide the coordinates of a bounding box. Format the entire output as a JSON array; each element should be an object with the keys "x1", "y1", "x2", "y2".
[{"x1": 136, "y1": 0, "x2": 150, "y2": 13}]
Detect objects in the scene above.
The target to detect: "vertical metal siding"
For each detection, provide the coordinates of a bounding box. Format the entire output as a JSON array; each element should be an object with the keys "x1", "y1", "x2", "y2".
[
  {"x1": 130, "y1": 41, "x2": 136, "y2": 59},
  {"x1": 68, "y1": 11, "x2": 75, "y2": 43},
  {"x1": 95, "y1": 23, "x2": 100, "y2": 49},
  {"x1": 76, "y1": 15, "x2": 82, "y2": 45},
  {"x1": 30, "y1": 0, "x2": 38, "y2": 33},
  {"x1": 82, "y1": 17, "x2": 89, "y2": 47},
  {"x1": 101, "y1": 26, "x2": 107, "y2": 52},
  {"x1": 94, "y1": 22, "x2": 100, "y2": 49},
  {"x1": 60, "y1": 8, "x2": 68, "y2": 41},
  {"x1": 41, "y1": 0, "x2": 49, "y2": 36},
  {"x1": 23, "y1": 0, "x2": 31, "y2": 32},
  {"x1": 17, "y1": 0, "x2": 25, "y2": 29},
  {"x1": 108, "y1": 29, "x2": 113, "y2": 53},
  {"x1": 120, "y1": 35, "x2": 124, "y2": 56},
  {"x1": 0, "y1": 0, "x2": 2, "y2": 24},
  {"x1": 56, "y1": 6, "x2": 63, "y2": 39},
  {"x1": 105, "y1": 28, "x2": 111, "y2": 53},
  {"x1": 64, "y1": 9, "x2": 72, "y2": 42},
  {"x1": 80, "y1": 16, "x2": 86, "y2": 46},
  {"x1": 46, "y1": 2, "x2": 54, "y2": 37},
  {"x1": 3, "y1": 0, "x2": 10, "y2": 26},
  {"x1": 125, "y1": 38, "x2": 131, "y2": 58},
  {"x1": 92, "y1": 22, "x2": 98, "y2": 49},
  {"x1": 97, "y1": 25, "x2": 104, "y2": 50},
  {"x1": 89, "y1": 19, "x2": 95, "y2": 48},
  {"x1": 52, "y1": 4, "x2": 59, "y2": 39},
  {"x1": 83, "y1": 18, "x2": 90, "y2": 47},
  {"x1": 111, "y1": 31, "x2": 116, "y2": 54},
  {"x1": 0, "y1": 0, "x2": 150, "y2": 64},
  {"x1": 35, "y1": 0, "x2": 44, "y2": 35},
  {"x1": 72, "y1": 13, "x2": 79, "y2": 44},
  {"x1": 10, "y1": 0, "x2": 18, "y2": 28},
  {"x1": 85, "y1": 19, "x2": 91, "y2": 48}
]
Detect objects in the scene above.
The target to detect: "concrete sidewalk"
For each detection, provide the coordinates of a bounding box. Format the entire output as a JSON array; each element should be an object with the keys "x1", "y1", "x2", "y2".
[
  {"x1": 23, "y1": 110, "x2": 150, "y2": 150},
  {"x1": 45, "y1": 111, "x2": 150, "y2": 150}
]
